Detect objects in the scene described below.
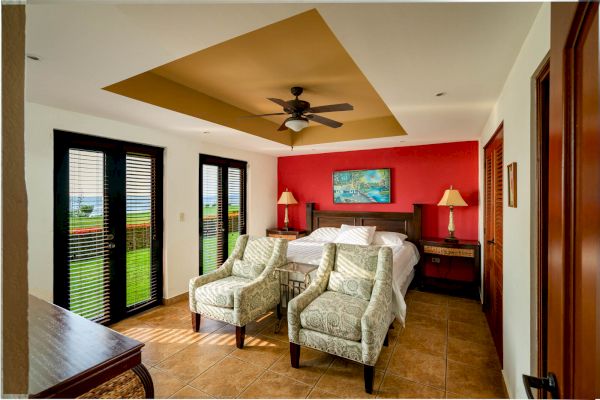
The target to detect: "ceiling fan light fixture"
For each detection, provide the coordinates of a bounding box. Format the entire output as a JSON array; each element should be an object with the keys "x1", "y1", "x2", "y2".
[{"x1": 284, "y1": 117, "x2": 309, "y2": 132}]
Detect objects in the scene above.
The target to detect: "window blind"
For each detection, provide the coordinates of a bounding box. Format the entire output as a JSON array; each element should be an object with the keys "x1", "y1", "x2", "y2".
[
  {"x1": 228, "y1": 167, "x2": 243, "y2": 256},
  {"x1": 202, "y1": 164, "x2": 224, "y2": 273},
  {"x1": 125, "y1": 154, "x2": 159, "y2": 309},
  {"x1": 68, "y1": 149, "x2": 111, "y2": 323}
]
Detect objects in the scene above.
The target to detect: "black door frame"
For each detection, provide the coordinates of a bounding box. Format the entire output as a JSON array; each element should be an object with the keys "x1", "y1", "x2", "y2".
[
  {"x1": 199, "y1": 154, "x2": 247, "y2": 274},
  {"x1": 54, "y1": 130, "x2": 164, "y2": 324}
]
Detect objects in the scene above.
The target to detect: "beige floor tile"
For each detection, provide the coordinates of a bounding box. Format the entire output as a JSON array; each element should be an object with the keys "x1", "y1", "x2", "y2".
[
  {"x1": 377, "y1": 372, "x2": 446, "y2": 398},
  {"x1": 409, "y1": 300, "x2": 449, "y2": 320},
  {"x1": 141, "y1": 341, "x2": 191, "y2": 367},
  {"x1": 407, "y1": 291, "x2": 450, "y2": 306},
  {"x1": 307, "y1": 388, "x2": 341, "y2": 398},
  {"x1": 269, "y1": 346, "x2": 334, "y2": 385},
  {"x1": 148, "y1": 367, "x2": 186, "y2": 399},
  {"x1": 374, "y1": 340, "x2": 396, "y2": 370},
  {"x1": 397, "y1": 325, "x2": 447, "y2": 357},
  {"x1": 154, "y1": 339, "x2": 234, "y2": 383},
  {"x1": 448, "y1": 320, "x2": 494, "y2": 346},
  {"x1": 387, "y1": 345, "x2": 446, "y2": 389},
  {"x1": 447, "y1": 298, "x2": 483, "y2": 314},
  {"x1": 189, "y1": 356, "x2": 263, "y2": 398},
  {"x1": 230, "y1": 334, "x2": 287, "y2": 368},
  {"x1": 169, "y1": 385, "x2": 214, "y2": 399},
  {"x1": 314, "y1": 357, "x2": 384, "y2": 398},
  {"x1": 447, "y1": 337, "x2": 500, "y2": 369},
  {"x1": 448, "y1": 307, "x2": 487, "y2": 326},
  {"x1": 405, "y1": 312, "x2": 448, "y2": 336},
  {"x1": 259, "y1": 318, "x2": 289, "y2": 342},
  {"x1": 239, "y1": 370, "x2": 312, "y2": 399},
  {"x1": 446, "y1": 360, "x2": 507, "y2": 398}
]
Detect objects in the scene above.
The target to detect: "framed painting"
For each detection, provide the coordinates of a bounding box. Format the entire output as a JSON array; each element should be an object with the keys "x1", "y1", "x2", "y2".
[
  {"x1": 508, "y1": 162, "x2": 517, "y2": 207},
  {"x1": 333, "y1": 168, "x2": 391, "y2": 204}
]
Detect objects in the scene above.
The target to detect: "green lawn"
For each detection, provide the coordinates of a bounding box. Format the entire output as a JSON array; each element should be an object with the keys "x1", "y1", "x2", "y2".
[
  {"x1": 68, "y1": 206, "x2": 240, "y2": 320},
  {"x1": 69, "y1": 247, "x2": 151, "y2": 320}
]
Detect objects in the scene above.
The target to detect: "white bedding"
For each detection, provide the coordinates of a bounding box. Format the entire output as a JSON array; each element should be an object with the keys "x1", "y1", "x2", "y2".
[{"x1": 287, "y1": 234, "x2": 420, "y2": 324}]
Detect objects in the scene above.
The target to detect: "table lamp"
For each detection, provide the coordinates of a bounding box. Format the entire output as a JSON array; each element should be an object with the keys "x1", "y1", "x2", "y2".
[
  {"x1": 277, "y1": 189, "x2": 298, "y2": 231},
  {"x1": 437, "y1": 185, "x2": 468, "y2": 242}
]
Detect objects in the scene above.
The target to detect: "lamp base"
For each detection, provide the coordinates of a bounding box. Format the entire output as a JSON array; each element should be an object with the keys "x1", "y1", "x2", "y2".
[{"x1": 444, "y1": 236, "x2": 459, "y2": 243}]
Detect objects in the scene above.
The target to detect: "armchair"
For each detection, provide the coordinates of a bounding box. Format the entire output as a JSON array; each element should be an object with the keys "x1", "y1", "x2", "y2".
[
  {"x1": 287, "y1": 243, "x2": 394, "y2": 393},
  {"x1": 189, "y1": 235, "x2": 287, "y2": 348}
]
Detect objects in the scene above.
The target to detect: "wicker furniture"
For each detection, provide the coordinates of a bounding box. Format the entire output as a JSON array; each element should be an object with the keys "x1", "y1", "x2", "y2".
[
  {"x1": 189, "y1": 235, "x2": 288, "y2": 348},
  {"x1": 287, "y1": 243, "x2": 394, "y2": 394}
]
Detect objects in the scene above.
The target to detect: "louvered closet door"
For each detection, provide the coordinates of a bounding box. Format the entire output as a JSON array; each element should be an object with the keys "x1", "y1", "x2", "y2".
[
  {"x1": 200, "y1": 155, "x2": 247, "y2": 274},
  {"x1": 483, "y1": 126, "x2": 503, "y2": 365},
  {"x1": 54, "y1": 131, "x2": 163, "y2": 324}
]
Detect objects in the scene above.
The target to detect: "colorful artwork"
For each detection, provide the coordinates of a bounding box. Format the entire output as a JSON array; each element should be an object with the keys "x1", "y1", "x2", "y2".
[{"x1": 333, "y1": 169, "x2": 391, "y2": 204}]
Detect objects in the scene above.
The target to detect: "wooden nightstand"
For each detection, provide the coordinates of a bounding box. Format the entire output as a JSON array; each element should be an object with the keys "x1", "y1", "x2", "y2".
[
  {"x1": 266, "y1": 228, "x2": 307, "y2": 241},
  {"x1": 418, "y1": 238, "x2": 481, "y2": 299}
]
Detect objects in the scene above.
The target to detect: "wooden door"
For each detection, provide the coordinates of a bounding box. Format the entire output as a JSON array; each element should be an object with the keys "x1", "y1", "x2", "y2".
[
  {"x1": 545, "y1": 2, "x2": 599, "y2": 398},
  {"x1": 483, "y1": 124, "x2": 503, "y2": 365}
]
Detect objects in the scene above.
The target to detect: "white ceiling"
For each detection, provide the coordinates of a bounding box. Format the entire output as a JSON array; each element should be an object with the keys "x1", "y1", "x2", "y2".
[{"x1": 25, "y1": 2, "x2": 541, "y2": 156}]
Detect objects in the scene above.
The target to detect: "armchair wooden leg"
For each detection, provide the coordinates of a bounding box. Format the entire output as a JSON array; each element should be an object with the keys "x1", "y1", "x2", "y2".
[
  {"x1": 191, "y1": 312, "x2": 201, "y2": 332},
  {"x1": 364, "y1": 365, "x2": 374, "y2": 394},
  {"x1": 290, "y1": 342, "x2": 300, "y2": 369},
  {"x1": 384, "y1": 332, "x2": 389, "y2": 347},
  {"x1": 236, "y1": 325, "x2": 246, "y2": 349}
]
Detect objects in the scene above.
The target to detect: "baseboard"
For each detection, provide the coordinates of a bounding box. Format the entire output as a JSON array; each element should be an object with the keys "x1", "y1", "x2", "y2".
[{"x1": 163, "y1": 292, "x2": 187, "y2": 305}]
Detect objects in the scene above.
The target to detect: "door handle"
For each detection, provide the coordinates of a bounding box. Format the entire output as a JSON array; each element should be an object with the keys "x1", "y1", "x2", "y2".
[
  {"x1": 107, "y1": 242, "x2": 116, "y2": 249},
  {"x1": 487, "y1": 239, "x2": 495, "y2": 244},
  {"x1": 522, "y1": 372, "x2": 559, "y2": 399}
]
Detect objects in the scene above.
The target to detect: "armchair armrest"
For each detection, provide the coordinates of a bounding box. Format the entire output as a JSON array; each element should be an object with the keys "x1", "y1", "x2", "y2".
[
  {"x1": 189, "y1": 266, "x2": 231, "y2": 310},
  {"x1": 361, "y1": 246, "x2": 393, "y2": 365},
  {"x1": 287, "y1": 243, "x2": 336, "y2": 343}
]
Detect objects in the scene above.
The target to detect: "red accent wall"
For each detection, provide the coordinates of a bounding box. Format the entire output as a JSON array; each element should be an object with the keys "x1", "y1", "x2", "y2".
[{"x1": 277, "y1": 141, "x2": 479, "y2": 240}]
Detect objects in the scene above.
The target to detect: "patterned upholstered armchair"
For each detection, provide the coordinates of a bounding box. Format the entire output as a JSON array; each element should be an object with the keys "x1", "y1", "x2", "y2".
[
  {"x1": 189, "y1": 235, "x2": 287, "y2": 348},
  {"x1": 287, "y1": 243, "x2": 394, "y2": 393}
]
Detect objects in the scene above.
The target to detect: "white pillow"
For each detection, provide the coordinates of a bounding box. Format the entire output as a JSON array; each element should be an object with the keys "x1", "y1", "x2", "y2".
[
  {"x1": 333, "y1": 224, "x2": 376, "y2": 245},
  {"x1": 308, "y1": 227, "x2": 340, "y2": 242},
  {"x1": 372, "y1": 231, "x2": 407, "y2": 246}
]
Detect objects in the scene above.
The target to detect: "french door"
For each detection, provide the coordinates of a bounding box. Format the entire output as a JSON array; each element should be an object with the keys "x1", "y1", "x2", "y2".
[
  {"x1": 199, "y1": 154, "x2": 247, "y2": 274},
  {"x1": 54, "y1": 131, "x2": 163, "y2": 324}
]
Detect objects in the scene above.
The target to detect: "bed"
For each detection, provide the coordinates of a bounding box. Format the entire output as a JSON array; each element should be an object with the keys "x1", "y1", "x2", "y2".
[{"x1": 286, "y1": 203, "x2": 422, "y2": 325}]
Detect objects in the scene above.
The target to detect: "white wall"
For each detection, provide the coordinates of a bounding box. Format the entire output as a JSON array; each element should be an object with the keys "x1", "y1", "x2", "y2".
[
  {"x1": 478, "y1": 4, "x2": 549, "y2": 398},
  {"x1": 25, "y1": 102, "x2": 277, "y2": 301}
]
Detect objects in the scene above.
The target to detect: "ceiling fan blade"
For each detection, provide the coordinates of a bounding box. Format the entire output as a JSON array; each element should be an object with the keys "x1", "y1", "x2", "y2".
[
  {"x1": 307, "y1": 103, "x2": 353, "y2": 113},
  {"x1": 239, "y1": 112, "x2": 286, "y2": 119},
  {"x1": 267, "y1": 98, "x2": 290, "y2": 108},
  {"x1": 277, "y1": 121, "x2": 288, "y2": 131},
  {"x1": 306, "y1": 114, "x2": 343, "y2": 128}
]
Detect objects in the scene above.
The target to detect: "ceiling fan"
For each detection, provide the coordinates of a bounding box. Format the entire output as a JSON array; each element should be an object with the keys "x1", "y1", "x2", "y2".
[{"x1": 241, "y1": 86, "x2": 354, "y2": 132}]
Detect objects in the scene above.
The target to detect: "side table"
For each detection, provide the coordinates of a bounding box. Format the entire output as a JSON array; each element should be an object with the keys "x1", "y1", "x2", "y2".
[{"x1": 274, "y1": 262, "x2": 318, "y2": 333}]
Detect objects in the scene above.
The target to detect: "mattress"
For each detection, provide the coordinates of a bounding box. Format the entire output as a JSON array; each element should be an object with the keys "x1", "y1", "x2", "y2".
[{"x1": 286, "y1": 236, "x2": 420, "y2": 324}]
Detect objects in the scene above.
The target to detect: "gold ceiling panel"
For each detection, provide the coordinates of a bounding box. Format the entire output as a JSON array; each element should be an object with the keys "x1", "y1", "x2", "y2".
[{"x1": 104, "y1": 9, "x2": 406, "y2": 146}]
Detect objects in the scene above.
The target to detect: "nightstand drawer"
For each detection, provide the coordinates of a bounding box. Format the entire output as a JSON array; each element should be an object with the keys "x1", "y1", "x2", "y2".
[{"x1": 423, "y1": 245, "x2": 475, "y2": 258}]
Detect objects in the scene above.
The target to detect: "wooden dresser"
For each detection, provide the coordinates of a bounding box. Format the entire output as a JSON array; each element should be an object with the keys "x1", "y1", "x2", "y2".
[
  {"x1": 266, "y1": 228, "x2": 307, "y2": 241},
  {"x1": 28, "y1": 295, "x2": 153, "y2": 398},
  {"x1": 419, "y1": 238, "x2": 481, "y2": 299}
]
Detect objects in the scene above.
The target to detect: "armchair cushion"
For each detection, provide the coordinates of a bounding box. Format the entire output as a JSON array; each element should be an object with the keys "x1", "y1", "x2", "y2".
[
  {"x1": 195, "y1": 275, "x2": 251, "y2": 308},
  {"x1": 327, "y1": 271, "x2": 373, "y2": 301},
  {"x1": 242, "y1": 237, "x2": 275, "y2": 264},
  {"x1": 231, "y1": 259, "x2": 266, "y2": 280},
  {"x1": 300, "y1": 291, "x2": 369, "y2": 342},
  {"x1": 334, "y1": 244, "x2": 380, "y2": 280}
]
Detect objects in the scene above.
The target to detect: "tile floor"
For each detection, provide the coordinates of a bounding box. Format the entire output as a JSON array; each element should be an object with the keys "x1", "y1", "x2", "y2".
[{"x1": 110, "y1": 290, "x2": 506, "y2": 399}]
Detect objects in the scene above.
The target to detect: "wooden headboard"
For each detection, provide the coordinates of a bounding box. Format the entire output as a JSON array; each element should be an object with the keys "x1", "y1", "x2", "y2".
[{"x1": 305, "y1": 203, "x2": 423, "y2": 244}]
